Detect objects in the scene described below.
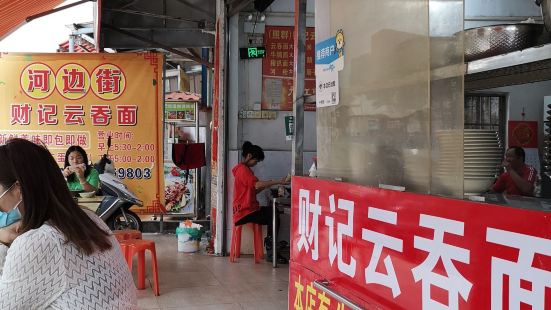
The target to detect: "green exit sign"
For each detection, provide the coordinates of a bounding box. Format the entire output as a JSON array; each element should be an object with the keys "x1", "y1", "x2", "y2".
[{"x1": 240, "y1": 47, "x2": 266, "y2": 59}]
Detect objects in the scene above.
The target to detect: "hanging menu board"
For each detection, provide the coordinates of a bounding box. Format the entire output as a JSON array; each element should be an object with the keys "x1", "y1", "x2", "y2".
[{"x1": 261, "y1": 26, "x2": 316, "y2": 111}]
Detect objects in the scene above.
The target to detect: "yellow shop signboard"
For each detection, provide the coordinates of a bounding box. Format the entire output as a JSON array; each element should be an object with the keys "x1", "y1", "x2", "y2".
[{"x1": 0, "y1": 52, "x2": 164, "y2": 213}]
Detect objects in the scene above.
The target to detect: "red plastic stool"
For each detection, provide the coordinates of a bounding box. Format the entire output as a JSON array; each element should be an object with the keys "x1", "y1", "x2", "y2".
[
  {"x1": 118, "y1": 240, "x2": 131, "y2": 261},
  {"x1": 124, "y1": 229, "x2": 142, "y2": 240},
  {"x1": 229, "y1": 223, "x2": 264, "y2": 263},
  {"x1": 125, "y1": 239, "x2": 160, "y2": 296},
  {"x1": 113, "y1": 229, "x2": 142, "y2": 240},
  {"x1": 113, "y1": 230, "x2": 128, "y2": 242}
]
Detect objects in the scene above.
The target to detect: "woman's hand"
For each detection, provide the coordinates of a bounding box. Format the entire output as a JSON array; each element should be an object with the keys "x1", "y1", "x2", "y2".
[
  {"x1": 0, "y1": 222, "x2": 21, "y2": 246},
  {"x1": 62, "y1": 167, "x2": 72, "y2": 178},
  {"x1": 74, "y1": 166, "x2": 85, "y2": 180}
]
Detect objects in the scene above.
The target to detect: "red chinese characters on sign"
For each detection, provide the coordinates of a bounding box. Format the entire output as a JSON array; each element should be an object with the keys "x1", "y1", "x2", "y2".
[
  {"x1": 76, "y1": 133, "x2": 88, "y2": 147},
  {"x1": 290, "y1": 177, "x2": 551, "y2": 310},
  {"x1": 116, "y1": 105, "x2": 138, "y2": 126},
  {"x1": 0, "y1": 131, "x2": 90, "y2": 151},
  {"x1": 10, "y1": 103, "x2": 32, "y2": 125},
  {"x1": 64, "y1": 105, "x2": 85, "y2": 125},
  {"x1": 27, "y1": 70, "x2": 51, "y2": 92},
  {"x1": 8, "y1": 104, "x2": 138, "y2": 126},
  {"x1": 19, "y1": 62, "x2": 129, "y2": 101},
  {"x1": 62, "y1": 68, "x2": 86, "y2": 93},
  {"x1": 41, "y1": 134, "x2": 53, "y2": 145},
  {"x1": 55, "y1": 63, "x2": 91, "y2": 100},
  {"x1": 91, "y1": 64, "x2": 126, "y2": 100},
  {"x1": 20, "y1": 63, "x2": 55, "y2": 100},
  {"x1": 261, "y1": 26, "x2": 316, "y2": 111},
  {"x1": 55, "y1": 134, "x2": 63, "y2": 146},
  {"x1": 0, "y1": 134, "x2": 17, "y2": 145},
  {"x1": 37, "y1": 104, "x2": 58, "y2": 125},
  {"x1": 96, "y1": 68, "x2": 121, "y2": 93},
  {"x1": 90, "y1": 105, "x2": 112, "y2": 126}
]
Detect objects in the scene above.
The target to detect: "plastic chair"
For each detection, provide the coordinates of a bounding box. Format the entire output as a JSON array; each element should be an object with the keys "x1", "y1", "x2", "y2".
[
  {"x1": 118, "y1": 239, "x2": 131, "y2": 261},
  {"x1": 124, "y1": 229, "x2": 142, "y2": 240},
  {"x1": 229, "y1": 223, "x2": 264, "y2": 263},
  {"x1": 124, "y1": 239, "x2": 160, "y2": 296},
  {"x1": 112, "y1": 229, "x2": 142, "y2": 241},
  {"x1": 114, "y1": 230, "x2": 143, "y2": 263},
  {"x1": 112, "y1": 230, "x2": 128, "y2": 243}
]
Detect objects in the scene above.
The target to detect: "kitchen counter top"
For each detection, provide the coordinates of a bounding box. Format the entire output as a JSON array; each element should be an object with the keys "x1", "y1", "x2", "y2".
[{"x1": 475, "y1": 193, "x2": 551, "y2": 212}]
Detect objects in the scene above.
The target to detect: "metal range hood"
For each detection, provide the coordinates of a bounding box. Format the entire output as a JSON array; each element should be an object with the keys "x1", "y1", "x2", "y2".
[{"x1": 465, "y1": 0, "x2": 551, "y2": 91}]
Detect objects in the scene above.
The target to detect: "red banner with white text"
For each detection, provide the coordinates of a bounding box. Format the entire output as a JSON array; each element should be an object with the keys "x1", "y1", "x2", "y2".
[{"x1": 290, "y1": 177, "x2": 551, "y2": 309}]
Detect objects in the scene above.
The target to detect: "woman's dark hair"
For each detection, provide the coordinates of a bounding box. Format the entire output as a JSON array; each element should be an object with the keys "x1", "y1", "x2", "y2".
[
  {"x1": 242, "y1": 141, "x2": 265, "y2": 161},
  {"x1": 0, "y1": 139, "x2": 111, "y2": 254},
  {"x1": 64, "y1": 145, "x2": 92, "y2": 183},
  {"x1": 508, "y1": 146, "x2": 525, "y2": 162}
]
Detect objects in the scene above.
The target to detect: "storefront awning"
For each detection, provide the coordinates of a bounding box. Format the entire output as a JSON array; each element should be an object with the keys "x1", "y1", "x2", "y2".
[
  {"x1": 0, "y1": 0, "x2": 64, "y2": 40},
  {"x1": 165, "y1": 91, "x2": 201, "y2": 102}
]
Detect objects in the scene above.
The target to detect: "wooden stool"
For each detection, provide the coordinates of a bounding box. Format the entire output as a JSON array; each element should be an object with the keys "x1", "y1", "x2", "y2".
[
  {"x1": 229, "y1": 223, "x2": 264, "y2": 263},
  {"x1": 124, "y1": 239, "x2": 160, "y2": 296}
]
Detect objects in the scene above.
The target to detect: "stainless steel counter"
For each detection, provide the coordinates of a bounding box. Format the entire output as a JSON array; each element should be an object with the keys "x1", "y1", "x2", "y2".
[{"x1": 477, "y1": 193, "x2": 551, "y2": 212}]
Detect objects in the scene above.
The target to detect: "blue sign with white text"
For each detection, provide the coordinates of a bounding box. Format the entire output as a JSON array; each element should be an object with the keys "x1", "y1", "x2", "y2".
[
  {"x1": 315, "y1": 30, "x2": 345, "y2": 66},
  {"x1": 315, "y1": 36, "x2": 338, "y2": 65}
]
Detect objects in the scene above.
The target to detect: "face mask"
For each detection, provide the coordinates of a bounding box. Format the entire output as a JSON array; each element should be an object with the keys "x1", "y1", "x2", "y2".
[
  {"x1": 0, "y1": 201, "x2": 21, "y2": 228},
  {"x1": 0, "y1": 183, "x2": 21, "y2": 228}
]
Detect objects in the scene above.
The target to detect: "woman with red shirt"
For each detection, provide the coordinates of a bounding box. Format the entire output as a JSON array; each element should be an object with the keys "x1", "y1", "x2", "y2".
[{"x1": 232, "y1": 141, "x2": 289, "y2": 263}]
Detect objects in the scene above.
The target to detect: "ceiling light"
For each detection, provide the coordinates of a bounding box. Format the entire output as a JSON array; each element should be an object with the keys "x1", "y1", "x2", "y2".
[
  {"x1": 247, "y1": 14, "x2": 253, "y2": 21},
  {"x1": 260, "y1": 14, "x2": 266, "y2": 22}
]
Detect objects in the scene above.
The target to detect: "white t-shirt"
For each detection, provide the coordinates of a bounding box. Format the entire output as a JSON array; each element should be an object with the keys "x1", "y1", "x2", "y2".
[{"x1": 0, "y1": 212, "x2": 137, "y2": 309}]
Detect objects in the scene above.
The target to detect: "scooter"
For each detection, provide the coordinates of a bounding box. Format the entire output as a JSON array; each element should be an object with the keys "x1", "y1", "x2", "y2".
[{"x1": 94, "y1": 136, "x2": 143, "y2": 231}]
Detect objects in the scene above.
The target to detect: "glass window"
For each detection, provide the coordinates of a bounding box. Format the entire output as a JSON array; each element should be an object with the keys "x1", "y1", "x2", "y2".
[
  {"x1": 315, "y1": 0, "x2": 465, "y2": 196},
  {"x1": 465, "y1": 94, "x2": 506, "y2": 140}
]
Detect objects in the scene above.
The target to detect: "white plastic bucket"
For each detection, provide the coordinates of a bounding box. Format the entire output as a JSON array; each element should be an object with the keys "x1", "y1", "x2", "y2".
[{"x1": 177, "y1": 230, "x2": 200, "y2": 253}]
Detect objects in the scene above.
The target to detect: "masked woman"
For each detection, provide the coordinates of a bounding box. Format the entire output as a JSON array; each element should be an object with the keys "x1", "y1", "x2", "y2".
[
  {"x1": 62, "y1": 145, "x2": 99, "y2": 192},
  {"x1": 0, "y1": 139, "x2": 136, "y2": 309}
]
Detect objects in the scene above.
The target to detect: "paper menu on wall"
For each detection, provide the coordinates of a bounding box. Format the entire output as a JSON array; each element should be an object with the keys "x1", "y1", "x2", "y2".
[{"x1": 525, "y1": 148, "x2": 540, "y2": 173}]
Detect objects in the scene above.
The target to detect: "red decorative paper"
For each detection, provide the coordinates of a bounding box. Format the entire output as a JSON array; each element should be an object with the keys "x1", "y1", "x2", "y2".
[{"x1": 508, "y1": 121, "x2": 538, "y2": 148}]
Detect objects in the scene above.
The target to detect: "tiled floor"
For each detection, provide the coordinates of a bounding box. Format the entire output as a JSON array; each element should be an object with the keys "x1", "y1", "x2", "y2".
[{"x1": 136, "y1": 234, "x2": 289, "y2": 310}]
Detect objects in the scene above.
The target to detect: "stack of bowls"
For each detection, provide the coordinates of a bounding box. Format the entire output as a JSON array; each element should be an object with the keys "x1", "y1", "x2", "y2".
[
  {"x1": 434, "y1": 129, "x2": 502, "y2": 195},
  {"x1": 435, "y1": 130, "x2": 464, "y2": 193},
  {"x1": 463, "y1": 129, "x2": 502, "y2": 194}
]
